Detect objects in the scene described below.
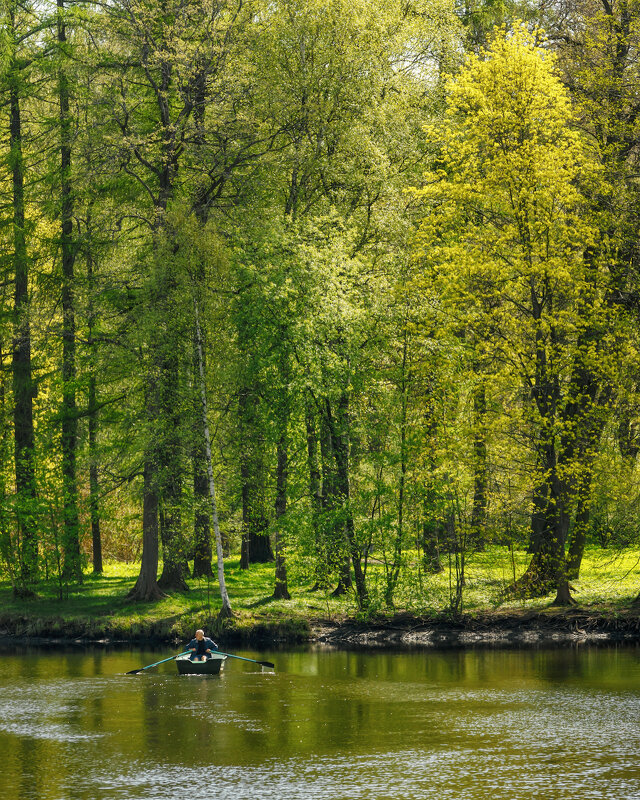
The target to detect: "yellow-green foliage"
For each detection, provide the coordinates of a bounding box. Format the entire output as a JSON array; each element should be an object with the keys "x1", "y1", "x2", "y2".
[
  {"x1": 409, "y1": 24, "x2": 620, "y2": 548},
  {"x1": 414, "y1": 24, "x2": 597, "y2": 340}
]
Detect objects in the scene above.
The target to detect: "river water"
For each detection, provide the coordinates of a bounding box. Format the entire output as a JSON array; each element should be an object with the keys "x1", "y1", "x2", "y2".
[{"x1": 0, "y1": 644, "x2": 639, "y2": 800}]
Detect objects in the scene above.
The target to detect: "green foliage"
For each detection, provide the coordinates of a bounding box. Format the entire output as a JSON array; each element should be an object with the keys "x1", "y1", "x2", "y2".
[{"x1": 0, "y1": 1, "x2": 640, "y2": 615}]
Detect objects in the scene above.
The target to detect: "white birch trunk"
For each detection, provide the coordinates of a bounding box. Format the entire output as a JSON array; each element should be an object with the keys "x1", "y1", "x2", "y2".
[{"x1": 193, "y1": 298, "x2": 232, "y2": 617}]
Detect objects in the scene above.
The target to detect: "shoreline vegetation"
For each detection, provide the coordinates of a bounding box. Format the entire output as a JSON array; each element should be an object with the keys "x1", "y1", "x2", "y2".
[
  {"x1": 5, "y1": 6, "x2": 640, "y2": 648},
  {"x1": 2, "y1": 610, "x2": 640, "y2": 650},
  {"x1": 2, "y1": 549, "x2": 639, "y2": 649}
]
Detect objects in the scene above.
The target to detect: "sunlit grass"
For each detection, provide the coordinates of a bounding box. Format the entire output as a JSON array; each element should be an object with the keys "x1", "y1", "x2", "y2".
[{"x1": 0, "y1": 545, "x2": 639, "y2": 639}]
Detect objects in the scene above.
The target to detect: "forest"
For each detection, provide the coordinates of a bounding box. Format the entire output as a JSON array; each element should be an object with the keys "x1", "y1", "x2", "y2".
[{"x1": 2, "y1": 0, "x2": 640, "y2": 619}]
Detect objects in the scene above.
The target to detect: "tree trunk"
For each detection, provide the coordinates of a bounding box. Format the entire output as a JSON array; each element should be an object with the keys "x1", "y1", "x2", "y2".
[
  {"x1": 156, "y1": 351, "x2": 187, "y2": 591},
  {"x1": 327, "y1": 394, "x2": 368, "y2": 609},
  {"x1": 470, "y1": 379, "x2": 487, "y2": 550},
  {"x1": 320, "y1": 401, "x2": 352, "y2": 595},
  {"x1": 129, "y1": 374, "x2": 164, "y2": 601},
  {"x1": 238, "y1": 388, "x2": 274, "y2": 567},
  {"x1": 194, "y1": 298, "x2": 232, "y2": 618},
  {"x1": 566, "y1": 491, "x2": 590, "y2": 581},
  {"x1": 510, "y1": 442, "x2": 565, "y2": 597},
  {"x1": 273, "y1": 435, "x2": 291, "y2": 600},
  {"x1": 273, "y1": 346, "x2": 291, "y2": 601},
  {"x1": 422, "y1": 505, "x2": 444, "y2": 573},
  {"x1": 58, "y1": 0, "x2": 81, "y2": 583},
  {"x1": 193, "y1": 450, "x2": 213, "y2": 577},
  {"x1": 86, "y1": 219, "x2": 102, "y2": 574},
  {"x1": 157, "y1": 501, "x2": 188, "y2": 591},
  {"x1": 528, "y1": 470, "x2": 547, "y2": 554},
  {"x1": 9, "y1": 54, "x2": 38, "y2": 594},
  {"x1": 192, "y1": 328, "x2": 213, "y2": 578},
  {"x1": 155, "y1": 248, "x2": 187, "y2": 593},
  {"x1": 127, "y1": 462, "x2": 164, "y2": 601},
  {"x1": 510, "y1": 289, "x2": 574, "y2": 603},
  {"x1": 88, "y1": 372, "x2": 102, "y2": 574},
  {"x1": 386, "y1": 329, "x2": 409, "y2": 606},
  {"x1": 422, "y1": 393, "x2": 443, "y2": 573},
  {"x1": 566, "y1": 433, "x2": 602, "y2": 580},
  {"x1": 305, "y1": 402, "x2": 325, "y2": 589}
]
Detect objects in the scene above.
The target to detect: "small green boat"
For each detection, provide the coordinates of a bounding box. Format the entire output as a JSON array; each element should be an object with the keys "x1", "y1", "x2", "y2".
[{"x1": 175, "y1": 653, "x2": 227, "y2": 675}]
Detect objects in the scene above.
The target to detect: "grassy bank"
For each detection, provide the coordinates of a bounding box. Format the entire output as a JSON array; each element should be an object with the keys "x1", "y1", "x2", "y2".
[{"x1": 1, "y1": 546, "x2": 639, "y2": 644}]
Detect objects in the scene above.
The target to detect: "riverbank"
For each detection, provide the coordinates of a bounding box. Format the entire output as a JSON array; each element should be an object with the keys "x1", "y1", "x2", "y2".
[
  {"x1": 2, "y1": 550, "x2": 640, "y2": 649},
  {"x1": 2, "y1": 606, "x2": 640, "y2": 649},
  {"x1": 313, "y1": 607, "x2": 640, "y2": 648}
]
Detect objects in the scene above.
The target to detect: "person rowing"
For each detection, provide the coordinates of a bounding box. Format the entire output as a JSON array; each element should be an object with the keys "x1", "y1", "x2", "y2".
[{"x1": 186, "y1": 629, "x2": 219, "y2": 661}]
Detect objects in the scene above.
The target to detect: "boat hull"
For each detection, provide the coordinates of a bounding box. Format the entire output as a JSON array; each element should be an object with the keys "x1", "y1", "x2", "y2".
[{"x1": 175, "y1": 654, "x2": 227, "y2": 675}]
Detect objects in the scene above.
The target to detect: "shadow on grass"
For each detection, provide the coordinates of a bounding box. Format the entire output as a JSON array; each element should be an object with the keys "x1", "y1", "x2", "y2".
[{"x1": 246, "y1": 596, "x2": 278, "y2": 608}]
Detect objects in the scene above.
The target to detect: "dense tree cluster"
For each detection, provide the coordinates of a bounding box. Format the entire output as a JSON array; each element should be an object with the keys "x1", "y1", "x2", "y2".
[{"x1": 1, "y1": 0, "x2": 640, "y2": 611}]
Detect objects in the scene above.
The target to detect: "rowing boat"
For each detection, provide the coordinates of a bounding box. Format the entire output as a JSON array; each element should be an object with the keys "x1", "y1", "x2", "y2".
[{"x1": 175, "y1": 653, "x2": 227, "y2": 675}]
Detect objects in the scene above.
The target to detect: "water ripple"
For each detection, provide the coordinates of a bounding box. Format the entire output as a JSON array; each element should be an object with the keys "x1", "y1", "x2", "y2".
[{"x1": 76, "y1": 747, "x2": 640, "y2": 800}]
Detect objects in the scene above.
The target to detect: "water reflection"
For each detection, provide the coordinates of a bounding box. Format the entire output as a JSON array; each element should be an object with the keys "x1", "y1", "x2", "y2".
[{"x1": 0, "y1": 644, "x2": 639, "y2": 799}]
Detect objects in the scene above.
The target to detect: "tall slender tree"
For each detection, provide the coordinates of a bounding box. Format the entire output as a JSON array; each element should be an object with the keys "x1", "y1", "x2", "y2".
[
  {"x1": 4, "y1": 2, "x2": 39, "y2": 594},
  {"x1": 56, "y1": 0, "x2": 81, "y2": 582}
]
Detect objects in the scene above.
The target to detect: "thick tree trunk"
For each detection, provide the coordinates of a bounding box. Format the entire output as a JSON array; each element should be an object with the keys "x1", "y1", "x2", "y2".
[
  {"x1": 155, "y1": 250, "x2": 187, "y2": 593},
  {"x1": 10, "y1": 62, "x2": 38, "y2": 594},
  {"x1": 563, "y1": 434, "x2": 596, "y2": 584},
  {"x1": 157, "y1": 421, "x2": 188, "y2": 591},
  {"x1": 157, "y1": 500, "x2": 188, "y2": 591},
  {"x1": 566, "y1": 487, "x2": 590, "y2": 580},
  {"x1": 0, "y1": 341, "x2": 18, "y2": 595},
  {"x1": 238, "y1": 388, "x2": 274, "y2": 567},
  {"x1": 156, "y1": 350, "x2": 187, "y2": 592},
  {"x1": 510, "y1": 442, "x2": 564, "y2": 597},
  {"x1": 239, "y1": 454, "x2": 251, "y2": 570},
  {"x1": 58, "y1": 1, "x2": 81, "y2": 583},
  {"x1": 127, "y1": 462, "x2": 164, "y2": 601},
  {"x1": 566, "y1": 445, "x2": 600, "y2": 580},
  {"x1": 510, "y1": 292, "x2": 574, "y2": 604},
  {"x1": 141, "y1": 42, "x2": 189, "y2": 594},
  {"x1": 422, "y1": 506, "x2": 444, "y2": 574},
  {"x1": 193, "y1": 450, "x2": 213, "y2": 577},
  {"x1": 528, "y1": 470, "x2": 547, "y2": 554},
  {"x1": 130, "y1": 369, "x2": 164, "y2": 601},
  {"x1": 155, "y1": 337, "x2": 187, "y2": 591}
]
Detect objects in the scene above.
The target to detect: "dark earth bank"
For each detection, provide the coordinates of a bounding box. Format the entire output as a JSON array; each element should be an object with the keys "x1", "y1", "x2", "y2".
[{"x1": 2, "y1": 607, "x2": 640, "y2": 649}]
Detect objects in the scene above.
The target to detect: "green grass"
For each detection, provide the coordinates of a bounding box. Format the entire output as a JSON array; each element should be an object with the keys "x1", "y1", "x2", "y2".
[{"x1": 0, "y1": 545, "x2": 639, "y2": 641}]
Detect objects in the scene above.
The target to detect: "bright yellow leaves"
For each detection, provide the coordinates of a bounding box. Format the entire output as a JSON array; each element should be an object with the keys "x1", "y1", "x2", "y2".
[{"x1": 413, "y1": 24, "x2": 601, "y2": 363}]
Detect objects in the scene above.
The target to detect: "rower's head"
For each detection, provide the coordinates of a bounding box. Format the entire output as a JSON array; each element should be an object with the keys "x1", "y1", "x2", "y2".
[{"x1": 195, "y1": 629, "x2": 205, "y2": 640}]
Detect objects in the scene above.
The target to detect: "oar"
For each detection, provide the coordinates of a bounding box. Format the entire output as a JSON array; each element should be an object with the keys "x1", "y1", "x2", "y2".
[
  {"x1": 126, "y1": 651, "x2": 192, "y2": 675},
  {"x1": 215, "y1": 651, "x2": 275, "y2": 669}
]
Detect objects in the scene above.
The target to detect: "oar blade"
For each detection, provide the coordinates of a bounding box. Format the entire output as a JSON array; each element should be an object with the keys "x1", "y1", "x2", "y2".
[{"x1": 258, "y1": 661, "x2": 275, "y2": 669}]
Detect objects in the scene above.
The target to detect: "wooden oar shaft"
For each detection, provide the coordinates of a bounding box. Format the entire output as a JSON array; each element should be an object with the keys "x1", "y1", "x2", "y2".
[
  {"x1": 215, "y1": 651, "x2": 275, "y2": 669},
  {"x1": 126, "y1": 651, "x2": 191, "y2": 675}
]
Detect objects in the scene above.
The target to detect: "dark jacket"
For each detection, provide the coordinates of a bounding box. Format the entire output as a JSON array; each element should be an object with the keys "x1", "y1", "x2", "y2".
[{"x1": 187, "y1": 637, "x2": 218, "y2": 658}]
